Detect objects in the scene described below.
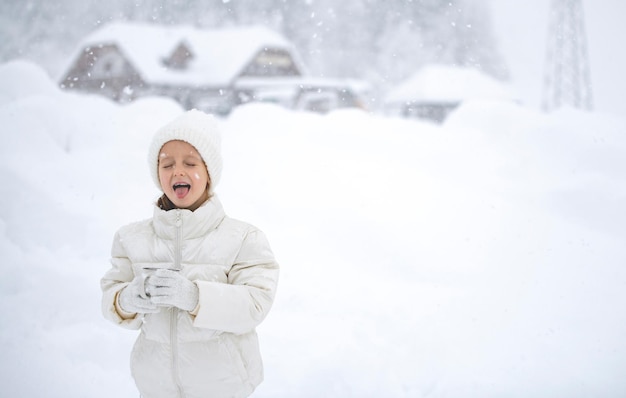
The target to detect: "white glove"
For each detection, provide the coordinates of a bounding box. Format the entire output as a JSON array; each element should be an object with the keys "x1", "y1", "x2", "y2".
[
  {"x1": 145, "y1": 269, "x2": 199, "y2": 312},
  {"x1": 118, "y1": 275, "x2": 159, "y2": 315}
]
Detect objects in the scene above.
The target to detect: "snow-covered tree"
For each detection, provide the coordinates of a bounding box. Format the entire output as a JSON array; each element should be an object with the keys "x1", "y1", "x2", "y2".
[{"x1": 0, "y1": 0, "x2": 508, "y2": 86}]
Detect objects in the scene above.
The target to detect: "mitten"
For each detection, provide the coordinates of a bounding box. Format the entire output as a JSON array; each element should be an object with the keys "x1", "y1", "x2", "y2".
[
  {"x1": 118, "y1": 275, "x2": 159, "y2": 315},
  {"x1": 145, "y1": 269, "x2": 199, "y2": 312}
]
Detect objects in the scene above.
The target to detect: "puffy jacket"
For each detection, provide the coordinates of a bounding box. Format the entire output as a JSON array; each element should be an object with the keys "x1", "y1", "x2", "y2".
[{"x1": 101, "y1": 196, "x2": 279, "y2": 398}]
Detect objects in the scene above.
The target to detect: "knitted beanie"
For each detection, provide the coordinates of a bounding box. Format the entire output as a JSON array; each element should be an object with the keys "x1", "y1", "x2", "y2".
[{"x1": 147, "y1": 109, "x2": 223, "y2": 192}]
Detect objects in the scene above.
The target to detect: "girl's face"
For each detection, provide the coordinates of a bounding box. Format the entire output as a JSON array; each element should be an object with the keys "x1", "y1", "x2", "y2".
[{"x1": 158, "y1": 140, "x2": 210, "y2": 211}]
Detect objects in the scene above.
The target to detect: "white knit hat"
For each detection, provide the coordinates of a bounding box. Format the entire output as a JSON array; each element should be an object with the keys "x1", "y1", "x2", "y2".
[{"x1": 147, "y1": 109, "x2": 223, "y2": 192}]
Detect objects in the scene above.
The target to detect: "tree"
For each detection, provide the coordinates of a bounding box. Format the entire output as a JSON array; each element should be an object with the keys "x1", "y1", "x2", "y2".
[{"x1": 0, "y1": 0, "x2": 508, "y2": 88}]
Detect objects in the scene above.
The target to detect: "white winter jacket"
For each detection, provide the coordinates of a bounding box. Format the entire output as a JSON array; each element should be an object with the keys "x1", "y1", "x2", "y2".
[{"x1": 101, "y1": 196, "x2": 279, "y2": 398}]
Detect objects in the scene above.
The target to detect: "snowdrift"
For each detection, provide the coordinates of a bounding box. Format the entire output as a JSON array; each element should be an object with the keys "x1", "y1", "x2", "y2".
[{"x1": 1, "y1": 60, "x2": 625, "y2": 397}]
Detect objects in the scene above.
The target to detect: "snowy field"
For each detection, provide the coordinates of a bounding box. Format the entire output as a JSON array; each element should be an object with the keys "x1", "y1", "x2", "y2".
[{"x1": 1, "y1": 59, "x2": 625, "y2": 397}]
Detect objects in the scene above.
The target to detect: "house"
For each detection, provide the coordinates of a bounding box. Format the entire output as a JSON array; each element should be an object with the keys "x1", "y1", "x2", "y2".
[
  {"x1": 59, "y1": 22, "x2": 305, "y2": 114},
  {"x1": 384, "y1": 65, "x2": 515, "y2": 123}
]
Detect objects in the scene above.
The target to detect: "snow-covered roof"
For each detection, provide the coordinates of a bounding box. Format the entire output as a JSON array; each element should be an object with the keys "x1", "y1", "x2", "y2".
[
  {"x1": 385, "y1": 64, "x2": 515, "y2": 104},
  {"x1": 76, "y1": 22, "x2": 300, "y2": 86}
]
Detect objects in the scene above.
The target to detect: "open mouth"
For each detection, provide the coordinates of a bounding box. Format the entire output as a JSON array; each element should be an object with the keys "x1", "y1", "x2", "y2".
[{"x1": 172, "y1": 183, "x2": 191, "y2": 199}]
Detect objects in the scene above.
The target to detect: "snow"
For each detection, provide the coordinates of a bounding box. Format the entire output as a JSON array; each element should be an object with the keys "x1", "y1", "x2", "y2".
[
  {"x1": 384, "y1": 65, "x2": 516, "y2": 104},
  {"x1": 1, "y1": 59, "x2": 626, "y2": 397}
]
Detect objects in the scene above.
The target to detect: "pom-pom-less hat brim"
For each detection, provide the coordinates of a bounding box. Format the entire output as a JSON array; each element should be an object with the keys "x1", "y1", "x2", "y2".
[{"x1": 147, "y1": 109, "x2": 223, "y2": 192}]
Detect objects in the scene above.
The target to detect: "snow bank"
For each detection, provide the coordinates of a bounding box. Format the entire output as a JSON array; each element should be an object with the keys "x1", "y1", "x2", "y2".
[{"x1": 1, "y1": 61, "x2": 625, "y2": 397}]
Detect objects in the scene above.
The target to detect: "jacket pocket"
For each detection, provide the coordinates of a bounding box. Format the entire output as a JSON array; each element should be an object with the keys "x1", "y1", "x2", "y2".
[
  {"x1": 130, "y1": 333, "x2": 177, "y2": 397},
  {"x1": 221, "y1": 335, "x2": 249, "y2": 382}
]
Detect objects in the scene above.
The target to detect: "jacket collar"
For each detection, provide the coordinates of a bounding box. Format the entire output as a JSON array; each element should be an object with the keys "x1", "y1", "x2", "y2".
[{"x1": 152, "y1": 194, "x2": 226, "y2": 240}]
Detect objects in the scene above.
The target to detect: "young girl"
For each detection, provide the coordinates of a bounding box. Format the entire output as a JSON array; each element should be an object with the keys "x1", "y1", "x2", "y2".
[{"x1": 101, "y1": 109, "x2": 279, "y2": 398}]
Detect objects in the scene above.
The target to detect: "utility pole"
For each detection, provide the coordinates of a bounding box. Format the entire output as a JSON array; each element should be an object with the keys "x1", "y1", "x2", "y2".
[{"x1": 542, "y1": 0, "x2": 593, "y2": 111}]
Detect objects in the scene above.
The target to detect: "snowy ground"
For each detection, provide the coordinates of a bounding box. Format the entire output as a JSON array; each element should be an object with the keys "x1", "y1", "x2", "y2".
[{"x1": 1, "y1": 59, "x2": 625, "y2": 397}]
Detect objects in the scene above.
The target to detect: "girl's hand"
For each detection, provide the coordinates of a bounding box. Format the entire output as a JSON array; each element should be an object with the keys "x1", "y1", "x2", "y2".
[
  {"x1": 145, "y1": 269, "x2": 199, "y2": 312},
  {"x1": 118, "y1": 276, "x2": 159, "y2": 315}
]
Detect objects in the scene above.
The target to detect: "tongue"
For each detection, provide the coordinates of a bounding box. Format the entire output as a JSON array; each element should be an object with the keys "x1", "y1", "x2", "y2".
[{"x1": 174, "y1": 186, "x2": 190, "y2": 199}]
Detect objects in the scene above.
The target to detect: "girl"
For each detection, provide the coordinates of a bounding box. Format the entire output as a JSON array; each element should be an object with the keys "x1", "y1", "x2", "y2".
[{"x1": 101, "y1": 109, "x2": 279, "y2": 398}]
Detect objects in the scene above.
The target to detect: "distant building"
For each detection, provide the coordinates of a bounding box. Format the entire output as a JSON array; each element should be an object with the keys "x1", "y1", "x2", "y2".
[
  {"x1": 59, "y1": 22, "x2": 305, "y2": 114},
  {"x1": 384, "y1": 65, "x2": 516, "y2": 123}
]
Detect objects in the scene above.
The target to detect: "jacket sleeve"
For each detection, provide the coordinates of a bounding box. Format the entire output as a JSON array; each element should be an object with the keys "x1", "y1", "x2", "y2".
[
  {"x1": 192, "y1": 228, "x2": 279, "y2": 334},
  {"x1": 100, "y1": 231, "x2": 143, "y2": 330}
]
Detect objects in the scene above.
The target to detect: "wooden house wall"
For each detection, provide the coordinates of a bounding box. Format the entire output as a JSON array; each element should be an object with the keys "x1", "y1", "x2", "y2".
[
  {"x1": 240, "y1": 48, "x2": 301, "y2": 78},
  {"x1": 60, "y1": 44, "x2": 145, "y2": 102}
]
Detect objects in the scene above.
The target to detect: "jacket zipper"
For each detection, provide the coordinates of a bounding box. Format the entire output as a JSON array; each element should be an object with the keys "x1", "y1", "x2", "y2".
[{"x1": 171, "y1": 210, "x2": 184, "y2": 398}]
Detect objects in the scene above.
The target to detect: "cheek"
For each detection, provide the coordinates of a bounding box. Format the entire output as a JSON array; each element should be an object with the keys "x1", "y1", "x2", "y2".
[
  {"x1": 192, "y1": 172, "x2": 207, "y2": 182},
  {"x1": 158, "y1": 170, "x2": 170, "y2": 186}
]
